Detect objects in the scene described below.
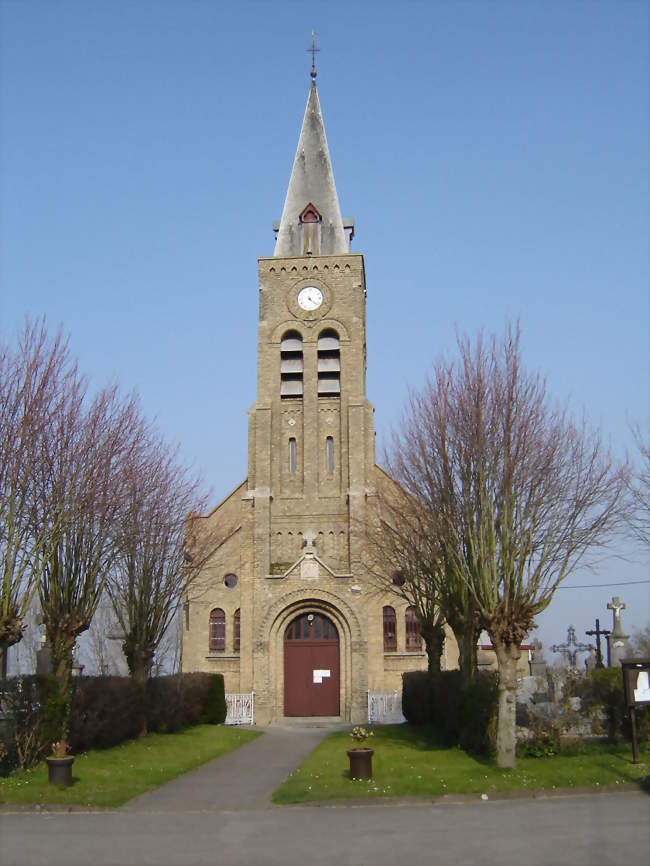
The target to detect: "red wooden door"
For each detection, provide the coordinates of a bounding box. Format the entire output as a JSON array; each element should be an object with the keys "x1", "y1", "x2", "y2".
[{"x1": 284, "y1": 613, "x2": 340, "y2": 716}]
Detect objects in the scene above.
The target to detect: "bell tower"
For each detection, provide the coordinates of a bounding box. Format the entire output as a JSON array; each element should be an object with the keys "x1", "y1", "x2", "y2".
[
  {"x1": 182, "y1": 61, "x2": 429, "y2": 725},
  {"x1": 248, "y1": 77, "x2": 375, "y2": 580}
]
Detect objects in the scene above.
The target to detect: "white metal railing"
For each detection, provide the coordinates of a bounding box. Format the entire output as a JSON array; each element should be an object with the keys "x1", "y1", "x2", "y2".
[
  {"x1": 225, "y1": 692, "x2": 254, "y2": 725},
  {"x1": 367, "y1": 691, "x2": 406, "y2": 724}
]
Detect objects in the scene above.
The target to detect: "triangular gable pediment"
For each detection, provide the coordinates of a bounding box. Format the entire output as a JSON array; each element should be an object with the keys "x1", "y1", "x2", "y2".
[{"x1": 266, "y1": 552, "x2": 350, "y2": 580}]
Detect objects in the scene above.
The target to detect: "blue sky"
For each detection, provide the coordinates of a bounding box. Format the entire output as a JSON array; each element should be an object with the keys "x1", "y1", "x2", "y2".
[{"x1": 1, "y1": 0, "x2": 648, "y2": 654}]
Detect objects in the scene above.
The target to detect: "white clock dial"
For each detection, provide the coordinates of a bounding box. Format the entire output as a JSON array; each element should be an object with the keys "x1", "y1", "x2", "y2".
[{"x1": 297, "y1": 286, "x2": 323, "y2": 311}]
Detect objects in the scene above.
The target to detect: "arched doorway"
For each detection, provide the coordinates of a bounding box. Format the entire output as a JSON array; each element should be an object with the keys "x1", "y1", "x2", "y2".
[{"x1": 284, "y1": 612, "x2": 340, "y2": 716}]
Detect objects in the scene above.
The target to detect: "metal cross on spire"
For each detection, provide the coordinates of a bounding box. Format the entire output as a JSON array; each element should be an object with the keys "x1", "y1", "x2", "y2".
[{"x1": 307, "y1": 30, "x2": 320, "y2": 80}]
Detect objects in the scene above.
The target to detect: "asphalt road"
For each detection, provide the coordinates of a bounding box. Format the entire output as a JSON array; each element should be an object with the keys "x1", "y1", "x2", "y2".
[{"x1": 1, "y1": 791, "x2": 648, "y2": 866}]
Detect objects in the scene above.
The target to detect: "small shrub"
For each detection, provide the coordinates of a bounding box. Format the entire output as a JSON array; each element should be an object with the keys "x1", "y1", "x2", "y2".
[
  {"x1": 402, "y1": 672, "x2": 433, "y2": 725},
  {"x1": 69, "y1": 677, "x2": 141, "y2": 751},
  {"x1": 202, "y1": 675, "x2": 227, "y2": 724},
  {"x1": 459, "y1": 671, "x2": 498, "y2": 755},
  {"x1": 583, "y1": 667, "x2": 649, "y2": 743},
  {"x1": 147, "y1": 673, "x2": 217, "y2": 732},
  {"x1": 402, "y1": 669, "x2": 498, "y2": 756},
  {"x1": 518, "y1": 722, "x2": 561, "y2": 758},
  {"x1": 0, "y1": 676, "x2": 60, "y2": 772}
]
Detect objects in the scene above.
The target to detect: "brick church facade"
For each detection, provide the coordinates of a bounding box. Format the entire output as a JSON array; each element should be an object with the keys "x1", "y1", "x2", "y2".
[{"x1": 181, "y1": 74, "x2": 432, "y2": 724}]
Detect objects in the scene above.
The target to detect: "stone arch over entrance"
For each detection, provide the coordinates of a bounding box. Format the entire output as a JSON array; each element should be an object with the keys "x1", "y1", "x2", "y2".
[{"x1": 259, "y1": 589, "x2": 363, "y2": 722}]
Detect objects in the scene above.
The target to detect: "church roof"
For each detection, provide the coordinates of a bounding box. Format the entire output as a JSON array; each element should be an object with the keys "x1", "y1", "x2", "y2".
[{"x1": 274, "y1": 81, "x2": 348, "y2": 257}]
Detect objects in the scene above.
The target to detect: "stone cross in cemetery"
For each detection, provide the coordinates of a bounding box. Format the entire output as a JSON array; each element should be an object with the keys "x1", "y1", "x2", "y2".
[
  {"x1": 606, "y1": 596, "x2": 630, "y2": 667},
  {"x1": 551, "y1": 625, "x2": 593, "y2": 670},
  {"x1": 585, "y1": 618, "x2": 611, "y2": 668}
]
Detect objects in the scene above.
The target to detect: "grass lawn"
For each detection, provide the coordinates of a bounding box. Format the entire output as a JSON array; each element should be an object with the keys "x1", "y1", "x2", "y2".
[
  {"x1": 272, "y1": 724, "x2": 648, "y2": 804},
  {"x1": 0, "y1": 724, "x2": 260, "y2": 809}
]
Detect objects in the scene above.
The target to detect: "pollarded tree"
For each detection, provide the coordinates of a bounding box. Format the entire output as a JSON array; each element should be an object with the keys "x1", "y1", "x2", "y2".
[
  {"x1": 368, "y1": 469, "x2": 446, "y2": 673},
  {"x1": 0, "y1": 321, "x2": 73, "y2": 677},
  {"x1": 106, "y1": 431, "x2": 212, "y2": 693},
  {"x1": 391, "y1": 324, "x2": 627, "y2": 767},
  {"x1": 627, "y1": 422, "x2": 649, "y2": 548},
  {"x1": 386, "y1": 410, "x2": 483, "y2": 683},
  {"x1": 36, "y1": 379, "x2": 143, "y2": 737}
]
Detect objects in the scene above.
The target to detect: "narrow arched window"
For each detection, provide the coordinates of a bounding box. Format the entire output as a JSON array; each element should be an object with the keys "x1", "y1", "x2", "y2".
[
  {"x1": 383, "y1": 606, "x2": 397, "y2": 652},
  {"x1": 281, "y1": 331, "x2": 303, "y2": 398},
  {"x1": 289, "y1": 437, "x2": 296, "y2": 473},
  {"x1": 233, "y1": 609, "x2": 240, "y2": 653},
  {"x1": 317, "y1": 329, "x2": 340, "y2": 396},
  {"x1": 326, "y1": 436, "x2": 334, "y2": 473},
  {"x1": 209, "y1": 608, "x2": 225, "y2": 652},
  {"x1": 405, "y1": 606, "x2": 422, "y2": 652}
]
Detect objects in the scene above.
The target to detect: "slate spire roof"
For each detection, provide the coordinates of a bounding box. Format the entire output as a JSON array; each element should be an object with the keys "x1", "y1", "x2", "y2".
[{"x1": 274, "y1": 81, "x2": 349, "y2": 257}]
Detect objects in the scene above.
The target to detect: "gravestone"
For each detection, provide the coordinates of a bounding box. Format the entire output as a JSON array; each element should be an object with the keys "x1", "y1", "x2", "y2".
[{"x1": 36, "y1": 642, "x2": 52, "y2": 675}]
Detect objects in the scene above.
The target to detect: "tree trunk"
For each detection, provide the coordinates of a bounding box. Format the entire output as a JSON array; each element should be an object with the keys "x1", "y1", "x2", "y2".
[
  {"x1": 421, "y1": 622, "x2": 445, "y2": 674},
  {"x1": 494, "y1": 640, "x2": 521, "y2": 769},
  {"x1": 48, "y1": 630, "x2": 77, "y2": 742},
  {"x1": 123, "y1": 639, "x2": 155, "y2": 736},
  {"x1": 450, "y1": 618, "x2": 479, "y2": 685}
]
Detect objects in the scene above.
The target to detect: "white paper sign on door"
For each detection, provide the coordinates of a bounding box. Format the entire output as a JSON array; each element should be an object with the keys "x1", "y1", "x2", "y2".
[{"x1": 313, "y1": 669, "x2": 331, "y2": 684}]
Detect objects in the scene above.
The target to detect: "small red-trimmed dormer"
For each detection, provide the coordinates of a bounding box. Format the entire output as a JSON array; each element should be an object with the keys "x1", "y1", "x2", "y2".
[{"x1": 299, "y1": 202, "x2": 321, "y2": 255}]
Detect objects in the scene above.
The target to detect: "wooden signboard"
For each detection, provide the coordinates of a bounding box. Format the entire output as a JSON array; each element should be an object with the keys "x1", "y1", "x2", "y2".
[{"x1": 620, "y1": 658, "x2": 650, "y2": 763}]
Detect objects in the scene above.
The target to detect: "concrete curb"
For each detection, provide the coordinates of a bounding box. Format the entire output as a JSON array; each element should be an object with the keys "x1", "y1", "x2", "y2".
[
  {"x1": 1, "y1": 780, "x2": 646, "y2": 815},
  {"x1": 274, "y1": 781, "x2": 647, "y2": 809}
]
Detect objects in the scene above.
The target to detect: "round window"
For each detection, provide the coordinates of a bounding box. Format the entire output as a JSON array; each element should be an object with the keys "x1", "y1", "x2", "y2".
[
  {"x1": 391, "y1": 571, "x2": 406, "y2": 587},
  {"x1": 223, "y1": 573, "x2": 238, "y2": 589}
]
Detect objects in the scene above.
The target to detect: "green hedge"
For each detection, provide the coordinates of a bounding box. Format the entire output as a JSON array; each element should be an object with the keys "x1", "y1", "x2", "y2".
[
  {"x1": 0, "y1": 672, "x2": 227, "y2": 774},
  {"x1": 402, "y1": 670, "x2": 499, "y2": 756}
]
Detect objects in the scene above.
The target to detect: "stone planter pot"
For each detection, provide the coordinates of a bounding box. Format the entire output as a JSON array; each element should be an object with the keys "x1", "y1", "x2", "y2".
[
  {"x1": 347, "y1": 748, "x2": 373, "y2": 780},
  {"x1": 46, "y1": 756, "x2": 74, "y2": 787}
]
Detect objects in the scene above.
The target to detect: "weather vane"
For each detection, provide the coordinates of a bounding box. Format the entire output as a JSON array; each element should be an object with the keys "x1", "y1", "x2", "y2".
[{"x1": 307, "y1": 30, "x2": 320, "y2": 80}]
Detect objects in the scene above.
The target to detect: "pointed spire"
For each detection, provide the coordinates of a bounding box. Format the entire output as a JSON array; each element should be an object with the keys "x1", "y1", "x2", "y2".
[{"x1": 274, "y1": 81, "x2": 348, "y2": 257}]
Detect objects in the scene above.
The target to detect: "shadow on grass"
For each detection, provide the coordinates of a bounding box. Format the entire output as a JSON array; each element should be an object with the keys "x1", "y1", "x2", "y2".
[{"x1": 369, "y1": 724, "x2": 447, "y2": 752}]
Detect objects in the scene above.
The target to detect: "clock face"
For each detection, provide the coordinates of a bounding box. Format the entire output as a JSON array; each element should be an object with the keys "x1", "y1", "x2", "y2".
[{"x1": 297, "y1": 286, "x2": 323, "y2": 311}]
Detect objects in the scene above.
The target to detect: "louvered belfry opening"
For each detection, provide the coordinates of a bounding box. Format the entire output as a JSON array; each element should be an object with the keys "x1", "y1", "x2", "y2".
[
  {"x1": 317, "y1": 329, "x2": 340, "y2": 396},
  {"x1": 281, "y1": 331, "x2": 303, "y2": 398}
]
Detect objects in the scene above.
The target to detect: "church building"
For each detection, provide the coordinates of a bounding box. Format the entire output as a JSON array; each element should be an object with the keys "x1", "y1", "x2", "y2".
[{"x1": 181, "y1": 70, "x2": 429, "y2": 724}]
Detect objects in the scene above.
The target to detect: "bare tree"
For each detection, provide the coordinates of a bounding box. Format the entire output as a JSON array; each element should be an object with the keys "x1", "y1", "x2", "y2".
[
  {"x1": 368, "y1": 470, "x2": 446, "y2": 673},
  {"x1": 84, "y1": 593, "x2": 125, "y2": 675},
  {"x1": 106, "y1": 431, "x2": 212, "y2": 697},
  {"x1": 386, "y1": 403, "x2": 483, "y2": 682},
  {"x1": 0, "y1": 320, "x2": 73, "y2": 677},
  {"x1": 389, "y1": 325, "x2": 627, "y2": 767},
  {"x1": 36, "y1": 379, "x2": 143, "y2": 738},
  {"x1": 627, "y1": 422, "x2": 649, "y2": 548}
]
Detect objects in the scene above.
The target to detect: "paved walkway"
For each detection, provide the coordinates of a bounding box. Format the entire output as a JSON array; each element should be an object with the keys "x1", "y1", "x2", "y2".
[{"x1": 124, "y1": 721, "x2": 338, "y2": 813}]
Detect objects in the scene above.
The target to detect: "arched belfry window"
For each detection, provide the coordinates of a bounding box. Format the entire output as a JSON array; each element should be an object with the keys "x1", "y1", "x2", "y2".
[
  {"x1": 281, "y1": 331, "x2": 303, "y2": 398},
  {"x1": 209, "y1": 608, "x2": 225, "y2": 652},
  {"x1": 318, "y1": 329, "x2": 340, "y2": 396}
]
